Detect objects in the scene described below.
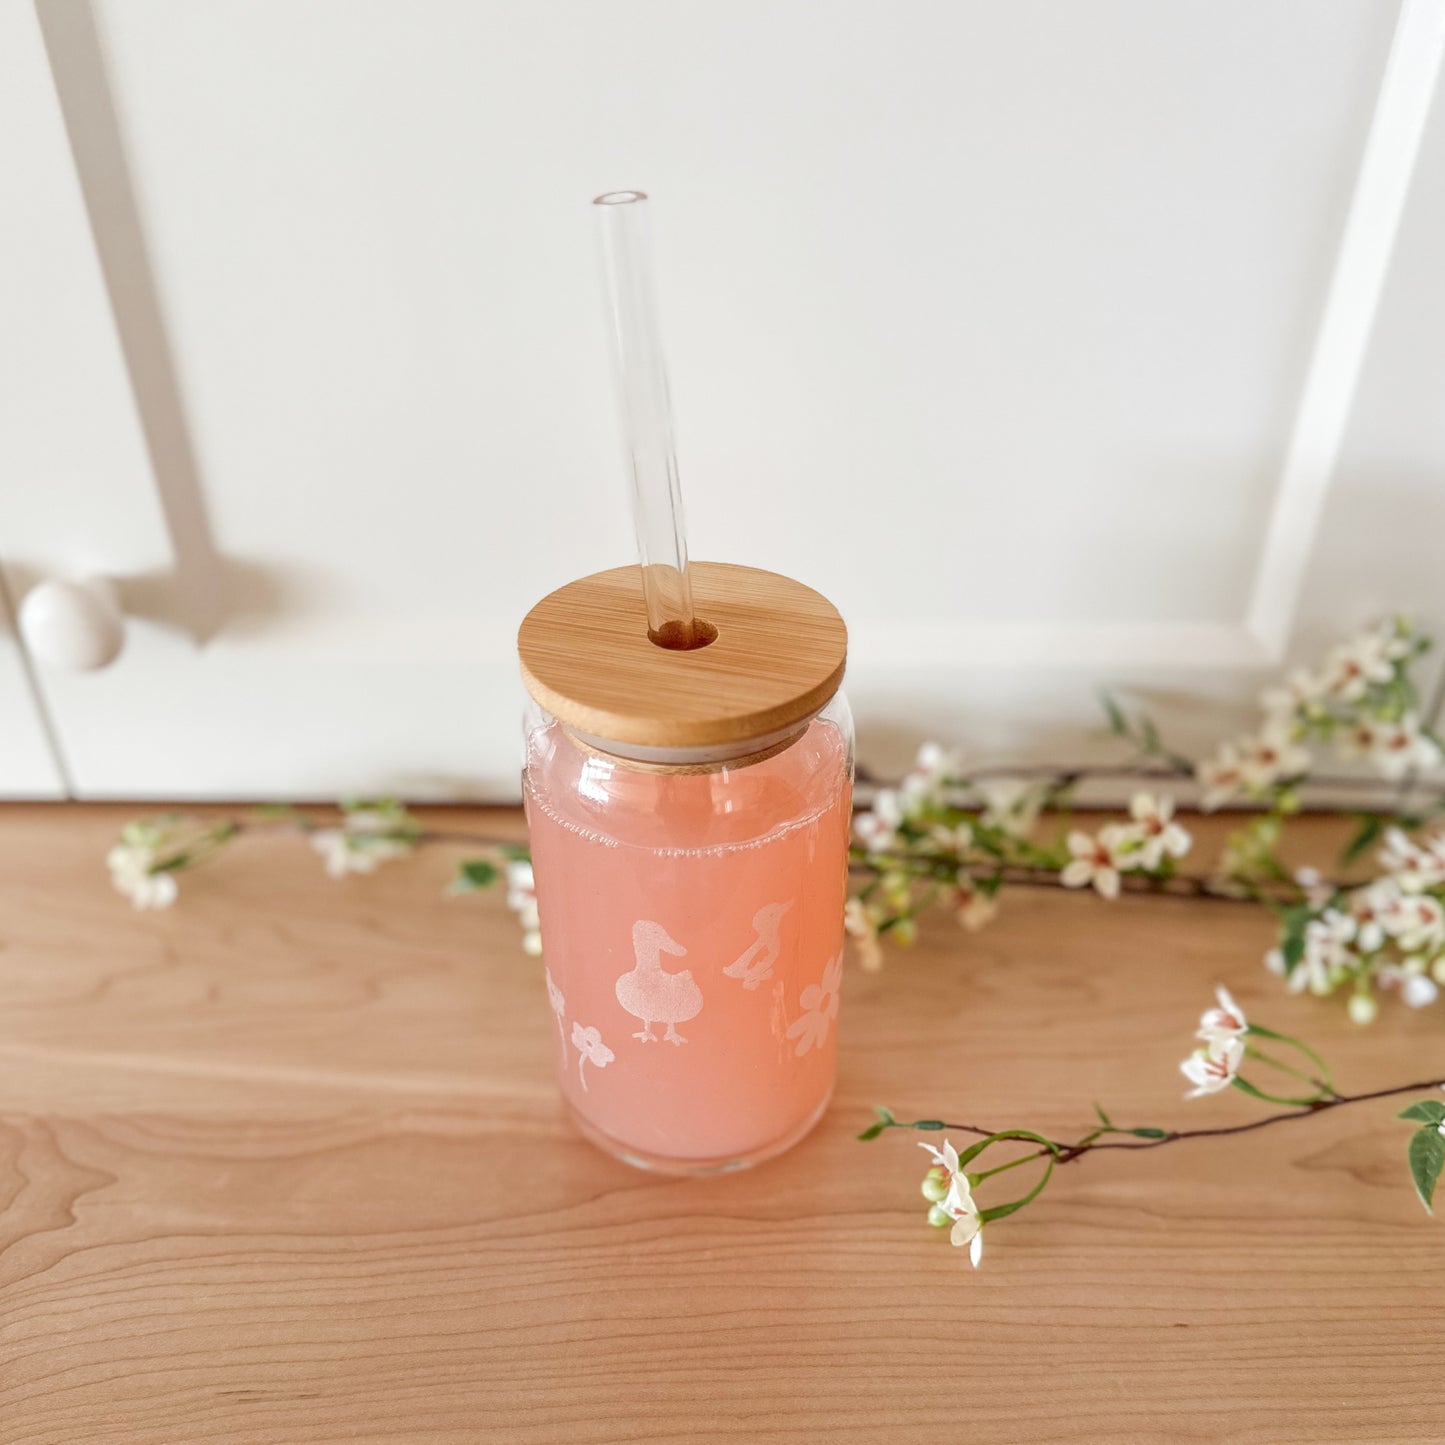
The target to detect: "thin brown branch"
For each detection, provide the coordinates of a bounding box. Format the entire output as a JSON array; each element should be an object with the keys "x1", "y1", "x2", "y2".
[{"x1": 922, "y1": 1077, "x2": 1445, "y2": 1168}]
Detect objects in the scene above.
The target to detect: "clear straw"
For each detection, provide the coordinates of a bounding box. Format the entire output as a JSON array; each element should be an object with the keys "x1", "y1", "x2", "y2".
[{"x1": 593, "y1": 190, "x2": 709, "y2": 649}]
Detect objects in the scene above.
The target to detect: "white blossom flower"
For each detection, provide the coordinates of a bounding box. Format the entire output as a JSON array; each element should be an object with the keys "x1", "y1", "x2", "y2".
[
  {"x1": 571, "y1": 1021, "x2": 614, "y2": 1092},
  {"x1": 785, "y1": 949, "x2": 844, "y2": 1056},
  {"x1": 1239, "y1": 726, "x2": 1310, "y2": 792},
  {"x1": 1320, "y1": 632, "x2": 1396, "y2": 701},
  {"x1": 977, "y1": 779, "x2": 1045, "y2": 839},
  {"x1": 844, "y1": 898, "x2": 884, "y2": 971},
  {"x1": 311, "y1": 803, "x2": 416, "y2": 878},
  {"x1": 1338, "y1": 713, "x2": 1442, "y2": 780},
  {"x1": 1346, "y1": 880, "x2": 1401, "y2": 952},
  {"x1": 1197, "y1": 744, "x2": 1246, "y2": 811},
  {"x1": 919, "y1": 1141, "x2": 983, "y2": 1265},
  {"x1": 952, "y1": 880, "x2": 998, "y2": 932},
  {"x1": 1384, "y1": 893, "x2": 1445, "y2": 955},
  {"x1": 1060, "y1": 825, "x2": 1129, "y2": 899},
  {"x1": 107, "y1": 842, "x2": 179, "y2": 909},
  {"x1": 1181, "y1": 1033, "x2": 1245, "y2": 1098},
  {"x1": 1259, "y1": 667, "x2": 1321, "y2": 721},
  {"x1": 1389, "y1": 969, "x2": 1439, "y2": 1009},
  {"x1": 929, "y1": 821, "x2": 974, "y2": 853},
  {"x1": 855, "y1": 788, "x2": 906, "y2": 851},
  {"x1": 1197, "y1": 985, "x2": 1247, "y2": 1041},
  {"x1": 1347, "y1": 993, "x2": 1378, "y2": 1026},
  {"x1": 913, "y1": 741, "x2": 964, "y2": 781},
  {"x1": 506, "y1": 859, "x2": 543, "y2": 954},
  {"x1": 1128, "y1": 793, "x2": 1192, "y2": 869},
  {"x1": 1289, "y1": 910, "x2": 1357, "y2": 995},
  {"x1": 310, "y1": 829, "x2": 379, "y2": 878},
  {"x1": 1294, "y1": 866, "x2": 1333, "y2": 909}
]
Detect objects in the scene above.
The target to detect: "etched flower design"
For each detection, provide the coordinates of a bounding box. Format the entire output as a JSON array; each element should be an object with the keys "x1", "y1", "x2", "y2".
[
  {"x1": 785, "y1": 949, "x2": 843, "y2": 1057},
  {"x1": 571, "y1": 1022, "x2": 614, "y2": 1093}
]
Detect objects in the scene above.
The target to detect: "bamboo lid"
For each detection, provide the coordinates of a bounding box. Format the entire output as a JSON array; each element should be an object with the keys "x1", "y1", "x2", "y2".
[{"x1": 517, "y1": 562, "x2": 847, "y2": 754}]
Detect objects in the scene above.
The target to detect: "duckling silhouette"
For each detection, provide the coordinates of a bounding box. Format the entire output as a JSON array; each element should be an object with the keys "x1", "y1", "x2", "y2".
[
  {"x1": 722, "y1": 900, "x2": 794, "y2": 990},
  {"x1": 615, "y1": 920, "x2": 702, "y2": 1045}
]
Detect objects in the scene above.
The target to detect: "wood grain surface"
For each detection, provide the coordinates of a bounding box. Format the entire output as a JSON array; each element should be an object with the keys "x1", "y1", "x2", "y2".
[{"x1": 0, "y1": 805, "x2": 1441, "y2": 1444}]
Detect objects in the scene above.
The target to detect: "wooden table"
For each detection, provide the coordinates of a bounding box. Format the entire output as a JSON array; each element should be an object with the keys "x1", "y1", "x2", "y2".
[{"x1": 0, "y1": 806, "x2": 1441, "y2": 1443}]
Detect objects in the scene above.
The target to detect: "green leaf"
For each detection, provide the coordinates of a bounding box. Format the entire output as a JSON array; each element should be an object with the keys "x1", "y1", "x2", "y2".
[
  {"x1": 856, "y1": 1106, "x2": 896, "y2": 1139},
  {"x1": 1100, "y1": 692, "x2": 1128, "y2": 736},
  {"x1": 954, "y1": 1129, "x2": 1061, "y2": 1169},
  {"x1": 498, "y1": 843, "x2": 532, "y2": 862},
  {"x1": 1092, "y1": 1102, "x2": 1113, "y2": 1128},
  {"x1": 451, "y1": 859, "x2": 498, "y2": 892},
  {"x1": 1341, "y1": 812, "x2": 1384, "y2": 864},
  {"x1": 912, "y1": 1119, "x2": 945, "y2": 1131},
  {"x1": 1126, "y1": 1127, "x2": 1169, "y2": 1139},
  {"x1": 977, "y1": 1159, "x2": 1055, "y2": 1225},
  {"x1": 1399, "y1": 1100, "x2": 1445, "y2": 1125},
  {"x1": 1277, "y1": 905, "x2": 1314, "y2": 974},
  {"x1": 1407, "y1": 1126, "x2": 1445, "y2": 1214}
]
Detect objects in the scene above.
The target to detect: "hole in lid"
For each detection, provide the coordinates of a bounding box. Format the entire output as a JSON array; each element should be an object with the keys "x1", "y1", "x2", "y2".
[{"x1": 648, "y1": 618, "x2": 719, "y2": 651}]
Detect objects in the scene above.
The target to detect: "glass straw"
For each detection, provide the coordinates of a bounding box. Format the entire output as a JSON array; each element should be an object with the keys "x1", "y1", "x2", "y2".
[{"x1": 593, "y1": 190, "x2": 707, "y2": 649}]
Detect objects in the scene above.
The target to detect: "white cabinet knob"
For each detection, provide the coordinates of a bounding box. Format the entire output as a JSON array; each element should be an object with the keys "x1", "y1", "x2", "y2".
[{"x1": 18, "y1": 577, "x2": 126, "y2": 671}]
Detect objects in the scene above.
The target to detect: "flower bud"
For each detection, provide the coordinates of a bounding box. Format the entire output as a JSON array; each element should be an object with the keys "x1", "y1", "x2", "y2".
[
  {"x1": 892, "y1": 917, "x2": 918, "y2": 947},
  {"x1": 927, "y1": 1203, "x2": 953, "y2": 1229},
  {"x1": 1347, "y1": 993, "x2": 1378, "y2": 1025},
  {"x1": 921, "y1": 1167, "x2": 950, "y2": 1203}
]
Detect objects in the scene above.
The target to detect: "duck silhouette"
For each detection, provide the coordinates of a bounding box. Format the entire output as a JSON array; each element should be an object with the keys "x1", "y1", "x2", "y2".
[
  {"x1": 722, "y1": 900, "x2": 794, "y2": 990},
  {"x1": 615, "y1": 920, "x2": 702, "y2": 1045}
]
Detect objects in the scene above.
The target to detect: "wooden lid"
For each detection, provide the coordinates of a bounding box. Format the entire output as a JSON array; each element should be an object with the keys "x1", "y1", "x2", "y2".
[{"x1": 517, "y1": 562, "x2": 847, "y2": 752}]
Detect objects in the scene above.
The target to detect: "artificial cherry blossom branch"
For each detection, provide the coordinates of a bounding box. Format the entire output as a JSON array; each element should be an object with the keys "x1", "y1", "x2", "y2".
[
  {"x1": 869, "y1": 1077, "x2": 1445, "y2": 1163},
  {"x1": 861, "y1": 987, "x2": 1445, "y2": 1267}
]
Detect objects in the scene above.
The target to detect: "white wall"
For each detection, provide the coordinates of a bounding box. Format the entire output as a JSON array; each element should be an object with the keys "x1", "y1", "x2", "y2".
[{"x1": 1, "y1": 0, "x2": 1442, "y2": 797}]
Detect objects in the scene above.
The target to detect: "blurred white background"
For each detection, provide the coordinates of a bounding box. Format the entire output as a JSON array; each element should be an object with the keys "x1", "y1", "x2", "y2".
[{"x1": 1, "y1": 0, "x2": 1442, "y2": 799}]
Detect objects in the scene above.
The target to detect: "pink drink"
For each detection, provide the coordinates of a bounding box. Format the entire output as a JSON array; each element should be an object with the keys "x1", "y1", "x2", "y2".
[{"x1": 524, "y1": 715, "x2": 852, "y2": 1172}]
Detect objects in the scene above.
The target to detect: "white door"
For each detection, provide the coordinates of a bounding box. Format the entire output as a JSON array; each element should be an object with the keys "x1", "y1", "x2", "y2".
[{"x1": 3, "y1": 1, "x2": 1443, "y2": 799}]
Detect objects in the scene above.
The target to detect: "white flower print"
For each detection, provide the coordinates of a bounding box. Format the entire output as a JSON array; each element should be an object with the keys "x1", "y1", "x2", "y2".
[
  {"x1": 785, "y1": 949, "x2": 843, "y2": 1056},
  {"x1": 571, "y1": 1022, "x2": 614, "y2": 1092}
]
